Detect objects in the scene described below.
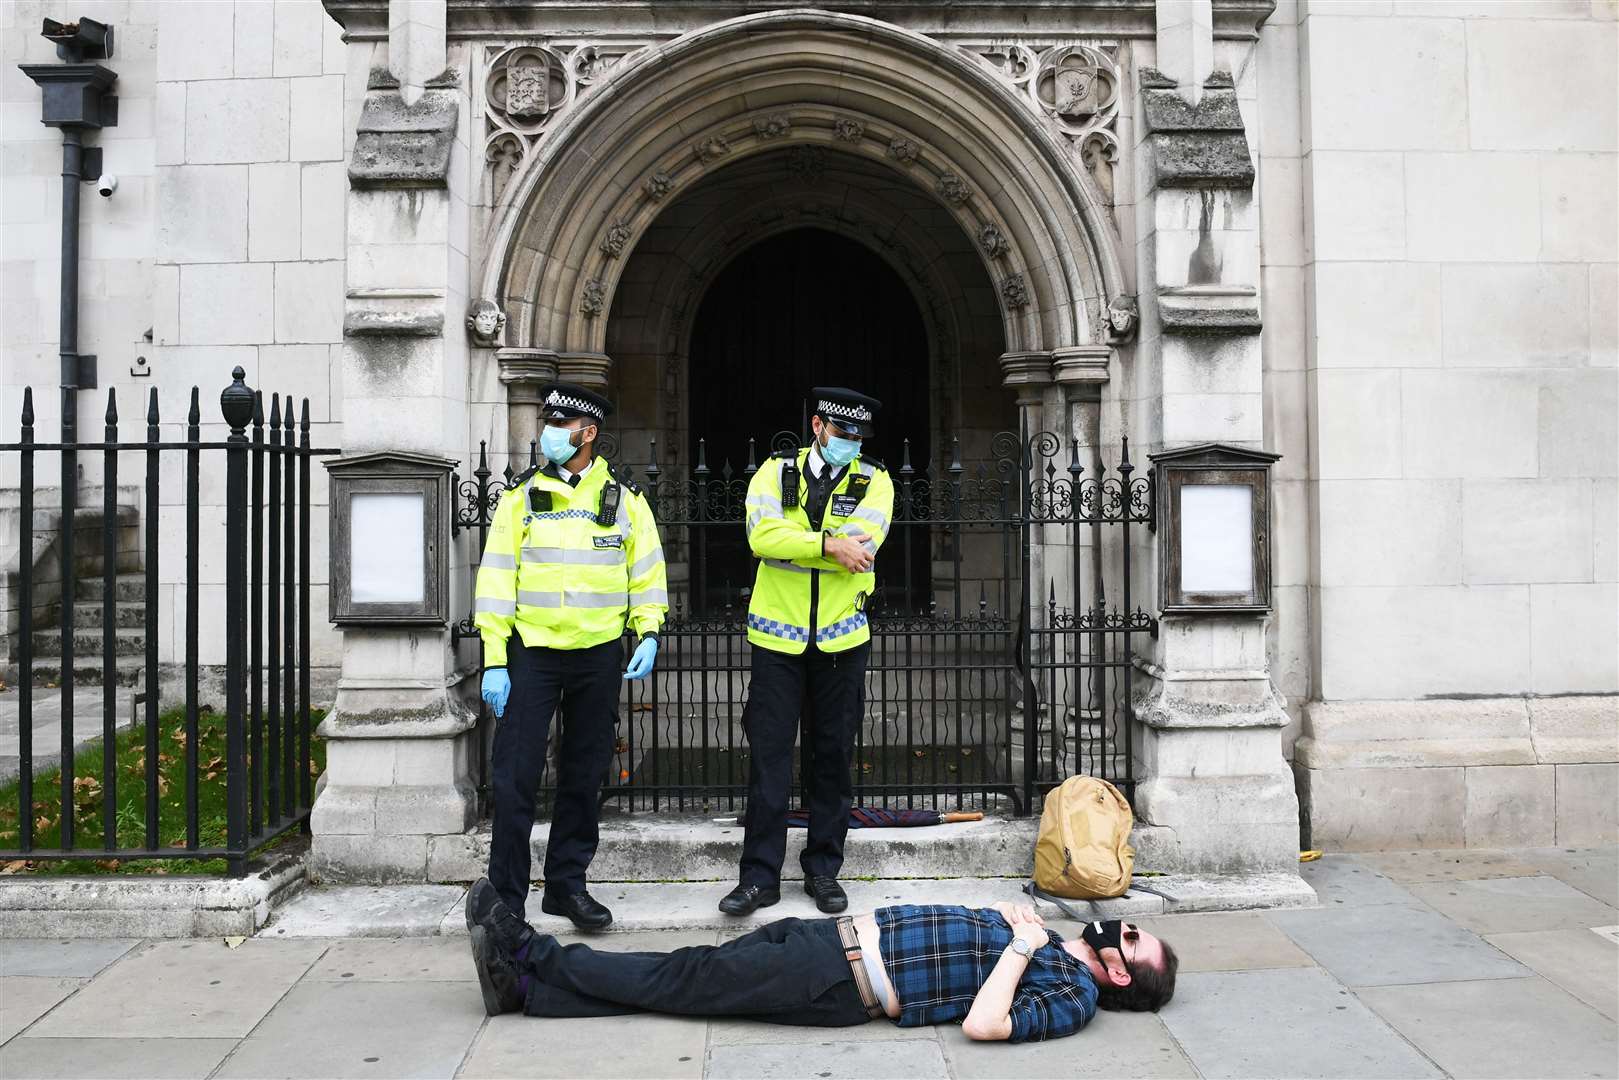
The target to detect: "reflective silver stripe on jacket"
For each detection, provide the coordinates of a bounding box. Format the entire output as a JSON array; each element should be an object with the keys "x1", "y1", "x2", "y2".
[
  {"x1": 835, "y1": 523, "x2": 878, "y2": 556},
  {"x1": 565, "y1": 591, "x2": 629, "y2": 609},
  {"x1": 745, "y1": 494, "x2": 783, "y2": 535},
  {"x1": 520, "y1": 545, "x2": 626, "y2": 566},
  {"x1": 479, "y1": 551, "x2": 517, "y2": 571},
  {"x1": 629, "y1": 588, "x2": 668, "y2": 607},
  {"x1": 516, "y1": 590, "x2": 562, "y2": 608},
  {"x1": 847, "y1": 506, "x2": 889, "y2": 533},
  {"x1": 475, "y1": 596, "x2": 517, "y2": 615},
  {"x1": 762, "y1": 558, "x2": 811, "y2": 574},
  {"x1": 629, "y1": 545, "x2": 665, "y2": 579}
]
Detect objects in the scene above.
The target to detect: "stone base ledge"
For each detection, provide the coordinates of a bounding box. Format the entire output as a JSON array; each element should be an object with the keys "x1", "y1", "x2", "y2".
[
  {"x1": 1296, "y1": 695, "x2": 1618, "y2": 770},
  {"x1": 0, "y1": 846, "x2": 308, "y2": 938},
  {"x1": 419, "y1": 814, "x2": 1187, "y2": 884}
]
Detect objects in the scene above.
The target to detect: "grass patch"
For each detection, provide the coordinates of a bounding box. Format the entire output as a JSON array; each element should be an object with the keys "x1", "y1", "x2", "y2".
[{"x1": 0, "y1": 705, "x2": 325, "y2": 875}]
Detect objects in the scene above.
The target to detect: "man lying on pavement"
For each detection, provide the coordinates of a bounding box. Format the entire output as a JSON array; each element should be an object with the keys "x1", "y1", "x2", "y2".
[{"x1": 463, "y1": 876, "x2": 1178, "y2": 1041}]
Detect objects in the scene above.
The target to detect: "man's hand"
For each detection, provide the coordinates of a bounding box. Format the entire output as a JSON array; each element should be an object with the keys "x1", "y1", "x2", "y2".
[
  {"x1": 991, "y1": 901, "x2": 1044, "y2": 928},
  {"x1": 824, "y1": 533, "x2": 874, "y2": 573}
]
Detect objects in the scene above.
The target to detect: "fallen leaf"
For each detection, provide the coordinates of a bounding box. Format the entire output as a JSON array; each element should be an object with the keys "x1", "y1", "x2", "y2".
[
  {"x1": 95, "y1": 859, "x2": 120, "y2": 871},
  {"x1": 0, "y1": 859, "x2": 31, "y2": 874}
]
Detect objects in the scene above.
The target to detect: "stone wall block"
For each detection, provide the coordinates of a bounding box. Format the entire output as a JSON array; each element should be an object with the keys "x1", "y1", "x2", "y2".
[
  {"x1": 1405, "y1": 152, "x2": 1541, "y2": 261},
  {"x1": 310, "y1": 834, "x2": 430, "y2": 884},
  {"x1": 1591, "y1": 263, "x2": 1617, "y2": 367},
  {"x1": 1312, "y1": 369, "x2": 1402, "y2": 479},
  {"x1": 184, "y1": 78, "x2": 292, "y2": 166},
  {"x1": 1462, "y1": 478, "x2": 1593, "y2": 584},
  {"x1": 248, "y1": 161, "x2": 302, "y2": 262},
  {"x1": 1402, "y1": 371, "x2": 1539, "y2": 479},
  {"x1": 1466, "y1": 21, "x2": 1619, "y2": 152},
  {"x1": 1530, "y1": 696, "x2": 1619, "y2": 764},
  {"x1": 178, "y1": 263, "x2": 274, "y2": 345},
  {"x1": 1539, "y1": 370, "x2": 1618, "y2": 478},
  {"x1": 1554, "y1": 762, "x2": 1619, "y2": 845},
  {"x1": 1307, "y1": 151, "x2": 1405, "y2": 259},
  {"x1": 1465, "y1": 764, "x2": 1556, "y2": 847},
  {"x1": 1541, "y1": 153, "x2": 1619, "y2": 262},
  {"x1": 274, "y1": 0, "x2": 330, "y2": 78},
  {"x1": 1317, "y1": 479, "x2": 1461, "y2": 587},
  {"x1": 1296, "y1": 763, "x2": 1466, "y2": 851},
  {"x1": 1441, "y1": 264, "x2": 1590, "y2": 368},
  {"x1": 1530, "y1": 582, "x2": 1619, "y2": 692},
  {"x1": 1302, "y1": 17, "x2": 1467, "y2": 150},
  {"x1": 325, "y1": 739, "x2": 398, "y2": 786},
  {"x1": 157, "y1": 0, "x2": 234, "y2": 82},
  {"x1": 301, "y1": 162, "x2": 346, "y2": 260},
  {"x1": 155, "y1": 82, "x2": 185, "y2": 165},
  {"x1": 1595, "y1": 480, "x2": 1617, "y2": 581},
  {"x1": 156, "y1": 165, "x2": 248, "y2": 264},
  {"x1": 273, "y1": 260, "x2": 344, "y2": 343}
]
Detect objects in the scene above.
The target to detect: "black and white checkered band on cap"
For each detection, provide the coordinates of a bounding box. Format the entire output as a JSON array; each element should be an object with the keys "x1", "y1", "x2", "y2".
[
  {"x1": 818, "y1": 399, "x2": 873, "y2": 423},
  {"x1": 539, "y1": 382, "x2": 612, "y2": 422},
  {"x1": 545, "y1": 390, "x2": 601, "y2": 419}
]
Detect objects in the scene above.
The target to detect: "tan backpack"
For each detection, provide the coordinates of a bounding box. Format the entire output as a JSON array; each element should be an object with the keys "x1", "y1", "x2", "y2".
[{"x1": 1032, "y1": 775, "x2": 1135, "y2": 899}]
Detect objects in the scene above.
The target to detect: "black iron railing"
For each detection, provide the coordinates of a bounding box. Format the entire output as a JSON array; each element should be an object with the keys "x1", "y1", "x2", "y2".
[
  {"x1": 453, "y1": 426, "x2": 1153, "y2": 816},
  {"x1": 2, "y1": 368, "x2": 336, "y2": 873}
]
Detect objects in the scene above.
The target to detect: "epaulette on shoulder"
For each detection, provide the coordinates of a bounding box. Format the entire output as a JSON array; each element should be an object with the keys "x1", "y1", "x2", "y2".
[
  {"x1": 508, "y1": 464, "x2": 541, "y2": 489},
  {"x1": 862, "y1": 457, "x2": 886, "y2": 473},
  {"x1": 605, "y1": 459, "x2": 643, "y2": 496}
]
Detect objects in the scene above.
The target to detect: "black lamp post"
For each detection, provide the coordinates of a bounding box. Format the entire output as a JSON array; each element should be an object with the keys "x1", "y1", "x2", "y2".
[{"x1": 20, "y1": 15, "x2": 118, "y2": 744}]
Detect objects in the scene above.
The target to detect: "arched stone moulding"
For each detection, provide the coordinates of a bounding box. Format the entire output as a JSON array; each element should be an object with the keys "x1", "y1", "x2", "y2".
[{"x1": 480, "y1": 9, "x2": 1126, "y2": 367}]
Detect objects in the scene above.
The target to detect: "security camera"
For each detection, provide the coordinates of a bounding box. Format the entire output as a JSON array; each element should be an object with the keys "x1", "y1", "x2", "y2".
[{"x1": 96, "y1": 174, "x2": 117, "y2": 197}]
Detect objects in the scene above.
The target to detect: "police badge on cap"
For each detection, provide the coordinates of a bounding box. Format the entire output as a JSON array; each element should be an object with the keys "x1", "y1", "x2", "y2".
[
  {"x1": 809, "y1": 386, "x2": 881, "y2": 438},
  {"x1": 539, "y1": 381, "x2": 613, "y2": 425}
]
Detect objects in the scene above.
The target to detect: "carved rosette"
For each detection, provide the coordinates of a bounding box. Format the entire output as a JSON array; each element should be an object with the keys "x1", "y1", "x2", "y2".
[
  {"x1": 964, "y1": 42, "x2": 1123, "y2": 207},
  {"x1": 936, "y1": 172, "x2": 972, "y2": 206},
  {"x1": 1000, "y1": 273, "x2": 1030, "y2": 310},
  {"x1": 643, "y1": 170, "x2": 674, "y2": 200},
  {"x1": 481, "y1": 41, "x2": 648, "y2": 205},
  {"x1": 886, "y1": 137, "x2": 920, "y2": 163},
  {"x1": 752, "y1": 113, "x2": 792, "y2": 139},
  {"x1": 694, "y1": 134, "x2": 733, "y2": 163},
  {"x1": 833, "y1": 117, "x2": 865, "y2": 142},
  {"x1": 979, "y1": 223, "x2": 1009, "y2": 260}
]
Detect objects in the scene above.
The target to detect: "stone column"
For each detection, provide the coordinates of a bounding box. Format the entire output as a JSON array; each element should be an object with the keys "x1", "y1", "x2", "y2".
[
  {"x1": 312, "y1": 0, "x2": 479, "y2": 882},
  {"x1": 497, "y1": 347, "x2": 560, "y2": 464},
  {"x1": 1126, "y1": 12, "x2": 1301, "y2": 875}
]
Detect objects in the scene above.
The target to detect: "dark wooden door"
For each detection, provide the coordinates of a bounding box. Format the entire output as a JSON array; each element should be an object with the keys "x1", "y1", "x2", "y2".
[{"x1": 688, "y1": 227, "x2": 930, "y2": 611}]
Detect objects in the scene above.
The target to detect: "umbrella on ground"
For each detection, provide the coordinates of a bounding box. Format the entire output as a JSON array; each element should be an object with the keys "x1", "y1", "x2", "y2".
[{"x1": 728, "y1": 808, "x2": 984, "y2": 828}]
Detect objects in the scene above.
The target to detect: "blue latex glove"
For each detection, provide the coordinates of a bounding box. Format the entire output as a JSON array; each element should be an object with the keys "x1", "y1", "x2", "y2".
[
  {"x1": 481, "y1": 668, "x2": 511, "y2": 717},
  {"x1": 623, "y1": 637, "x2": 659, "y2": 680}
]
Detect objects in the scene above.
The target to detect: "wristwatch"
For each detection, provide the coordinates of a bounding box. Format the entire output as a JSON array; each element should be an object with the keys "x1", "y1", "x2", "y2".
[{"x1": 1008, "y1": 936, "x2": 1037, "y2": 958}]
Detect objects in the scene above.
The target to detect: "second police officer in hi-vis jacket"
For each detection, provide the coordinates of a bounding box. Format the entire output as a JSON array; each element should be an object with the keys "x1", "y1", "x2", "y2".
[
  {"x1": 474, "y1": 382, "x2": 668, "y2": 931},
  {"x1": 720, "y1": 388, "x2": 895, "y2": 917}
]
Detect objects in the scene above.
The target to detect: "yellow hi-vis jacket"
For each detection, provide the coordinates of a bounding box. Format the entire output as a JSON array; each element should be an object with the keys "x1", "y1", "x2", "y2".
[
  {"x1": 744, "y1": 448, "x2": 894, "y2": 655},
  {"x1": 474, "y1": 458, "x2": 667, "y2": 666}
]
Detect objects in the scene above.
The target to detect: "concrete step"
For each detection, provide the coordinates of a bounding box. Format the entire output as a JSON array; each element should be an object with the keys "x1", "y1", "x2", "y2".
[
  {"x1": 27, "y1": 656, "x2": 147, "y2": 688},
  {"x1": 74, "y1": 574, "x2": 147, "y2": 603},
  {"x1": 424, "y1": 814, "x2": 1183, "y2": 884},
  {"x1": 31, "y1": 626, "x2": 146, "y2": 658},
  {"x1": 262, "y1": 871, "x2": 1317, "y2": 939},
  {"x1": 71, "y1": 599, "x2": 147, "y2": 629}
]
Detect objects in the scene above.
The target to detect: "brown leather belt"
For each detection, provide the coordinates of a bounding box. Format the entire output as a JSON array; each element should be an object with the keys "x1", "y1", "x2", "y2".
[{"x1": 835, "y1": 915, "x2": 888, "y2": 1020}]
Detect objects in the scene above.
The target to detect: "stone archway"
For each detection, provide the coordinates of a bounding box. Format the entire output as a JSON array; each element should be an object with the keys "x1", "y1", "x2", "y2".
[{"x1": 480, "y1": 8, "x2": 1125, "y2": 445}]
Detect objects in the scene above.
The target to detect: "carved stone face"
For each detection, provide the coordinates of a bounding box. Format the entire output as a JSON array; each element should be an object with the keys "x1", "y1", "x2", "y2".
[{"x1": 468, "y1": 300, "x2": 505, "y2": 342}]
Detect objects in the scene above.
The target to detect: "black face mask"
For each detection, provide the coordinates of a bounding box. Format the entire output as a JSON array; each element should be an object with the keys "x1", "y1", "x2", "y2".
[{"x1": 1081, "y1": 920, "x2": 1127, "y2": 960}]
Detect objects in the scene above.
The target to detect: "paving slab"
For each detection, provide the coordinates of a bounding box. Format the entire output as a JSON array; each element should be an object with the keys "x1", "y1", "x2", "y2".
[
  {"x1": 306, "y1": 936, "x2": 481, "y2": 982},
  {"x1": 264, "y1": 885, "x2": 467, "y2": 938},
  {"x1": 710, "y1": 1016, "x2": 935, "y2": 1045},
  {"x1": 28, "y1": 939, "x2": 328, "y2": 1039},
  {"x1": 1485, "y1": 927, "x2": 1619, "y2": 1020},
  {"x1": 941, "y1": 1009, "x2": 1198, "y2": 1078},
  {"x1": 1360, "y1": 848, "x2": 1542, "y2": 883},
  {"x1": 0, "y1": 936, "x2": 138, "y2": 977},
  {"x1": 0, "y1": 975, "x2": 83, "y2": 1042},
  {"x1": 1407, "y1": 874, "x2": 1618, "y2": 935},
  {"x1": 1300, "y1": 854, "x2": 1422, "y2": 907},
  {"x1": 1134, "y1": 911, "x2": 1316, "y2": 972},
  {"x1": 706, "y1": 1036, "x2": 950, "y2": 1079},
  {"x1": 1158, "y1": 968, "x2": 1442, "y2": 1079},
  {"x1": 1358, "y1": 976, "x2": 1619, "y2": 1079},
  {"x1": 0, "y1": 1036, "x2": 238, "y2": 1079},
  {"x1": 1265, "y1": 903, "x2": 1531, "y2": 987},
  {"x1": 216, "y1": 978, "x2": 485, "y2": 1079},
  {"x1": 1518, "y1": 846, "x2": 1619, "y2": 906},
  {"x1": 461, "y1": 1014, "x2": 707, "y2": 1079}
]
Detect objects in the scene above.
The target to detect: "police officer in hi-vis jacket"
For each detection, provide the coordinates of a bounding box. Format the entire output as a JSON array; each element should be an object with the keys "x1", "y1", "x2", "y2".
[
  {"x1": 475, "y1": 383, "x2": 668, "y2": 931},
  {"x1": 720, "y1": 388, "x2": 895, "y2": 917}
]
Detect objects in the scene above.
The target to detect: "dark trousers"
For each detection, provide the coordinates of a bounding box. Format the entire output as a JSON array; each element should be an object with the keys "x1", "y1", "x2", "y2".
[
  {"x1": 739, "y1": 641, "x2": 871, "y2": 887},
  {"x1": 520, "y1": 916, "x2": 871, "y2": 1026},
  {"x1": 489, "y1": 637, "x2": 621, "y2": 918}
]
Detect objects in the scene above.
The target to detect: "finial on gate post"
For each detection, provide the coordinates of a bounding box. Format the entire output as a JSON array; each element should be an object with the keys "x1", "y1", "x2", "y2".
[
  {"x1": 22, "y1": 386, "x2": 34, "y2": 428},
  {"x1": 221, "y1": 366, "x2": 254, "y2": 434}
]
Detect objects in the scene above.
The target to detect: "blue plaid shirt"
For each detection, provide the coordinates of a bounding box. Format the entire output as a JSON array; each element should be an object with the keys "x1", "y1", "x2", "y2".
[{"x1": 875, "y1": 904, "x2": 1098, "y2": 1042}]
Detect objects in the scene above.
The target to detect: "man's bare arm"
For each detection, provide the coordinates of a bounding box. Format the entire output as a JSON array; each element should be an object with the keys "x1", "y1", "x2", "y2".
[{"x1": 961, "y1": 911, "x2": 1046, "y2": 1040}]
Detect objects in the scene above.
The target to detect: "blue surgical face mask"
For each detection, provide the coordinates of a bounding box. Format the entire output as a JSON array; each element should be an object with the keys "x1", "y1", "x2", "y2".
[
  {"x1": 540, "y1": 423, "x2": 580, "y2": 466},
  {"x1": 820, "y1": 430, "x2": 861, "y2": 468}
]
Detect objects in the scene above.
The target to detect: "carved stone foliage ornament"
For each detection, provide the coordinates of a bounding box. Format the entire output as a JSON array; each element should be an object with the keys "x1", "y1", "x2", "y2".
[
  {"x1": 753, "y1": 113, "x2": 792, "y2": 139},
  {"x1": 694, "y1": 134, "x2": 732, "y2": 163},
  {"x1": 481, "y1": 41, "x2": 648, "y2": 204},
  {"x1": 935, "y1": 172, "x2": 971, "y2": 205},
  {"x1": 887, "y1": 137, "x2": 920, "y2": 163},
  {"x1": 644, "y1": 170, "x2": 674, "y2": 200},
  {"x1": 966, "y1": 42, "x2": 1123, "y2": 207},
  {"x1": 579, "y1": 277, "x2": 606, "y2": 318},
  {"x1": 599, "y1": 220, "x2": 632, "y2": 259},
  {"x1": 467, "y1": 299, "x2": 507, "y2": 346},
  {"x1": 834, "y1": 117, "x2": 865, "y2": 142},
  {"x1": 979, "y1": 224, "x2": 1009, "y2": 259}
]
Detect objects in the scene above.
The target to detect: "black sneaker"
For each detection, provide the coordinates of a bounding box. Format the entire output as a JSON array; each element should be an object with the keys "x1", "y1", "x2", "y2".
[
  {"x1": 469, "y1": 924, "x2": 524, "y2": 1016},
  {"x1": 466, "y1": 876, "x2": 535, "y2": 956},
  {"x1": 718, "y1": 882, "x2": 781, "y2": 916}
]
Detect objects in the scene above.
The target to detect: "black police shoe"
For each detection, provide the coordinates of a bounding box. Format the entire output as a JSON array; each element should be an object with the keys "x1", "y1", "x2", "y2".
[
  {"x1": 465, "y1": 877, "x2": 535, "y2": 956},
  {"x1": 804, "y1": 875, "x2": 849, "y2": 913},
  {"x1": 718, "y1": 882, "x2": 781, "y2": 916},
  {"x1": 540, "y1": 888, "x2": 614, "y2": 931},
  {"x1": 470, "y1": 924, "x2": 525, "y2": 1016}
]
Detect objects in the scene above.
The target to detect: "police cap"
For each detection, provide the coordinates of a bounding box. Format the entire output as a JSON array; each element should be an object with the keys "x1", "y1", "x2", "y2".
[
  {"x1": 809, "y1": 386, "x2": 881, "y2": 438},
  {"x1": 539, "y1": 382, "x2": 613, "y2": 426}
]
